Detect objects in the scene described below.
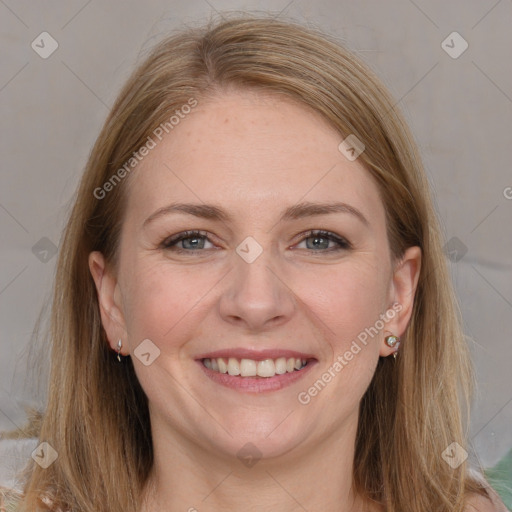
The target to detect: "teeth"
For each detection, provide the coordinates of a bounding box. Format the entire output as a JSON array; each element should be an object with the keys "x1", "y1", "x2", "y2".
[
  {"x1": 218, "y1": 358, "x2": 228, "y2": 374},
  {"x1": 274, "y1": 357, "x2": 287, "y2": 375},
  {"x1": 227, "y1": 357, "x2": 240, "y2": 376},
  {"x1": 240, "y1": 358, "x2": 257, "y2": 377},
  {"x1": 203, "y1": 357, "x2": 308, "y2": 378},
  {"x1": 257, "y1": 359, "x2": 275, "y2": 378}
]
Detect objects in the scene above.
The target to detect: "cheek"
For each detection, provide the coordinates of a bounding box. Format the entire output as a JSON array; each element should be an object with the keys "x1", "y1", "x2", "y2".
[
  {"x1": 294, "y1": 259, "x2": 389, "y2": 347},
  {"x1": 120, "y1": 260, "x2": 216, "y2": 352},
  {"x1": 289, "y1": 260, "x2": 389, "y2": 416}
]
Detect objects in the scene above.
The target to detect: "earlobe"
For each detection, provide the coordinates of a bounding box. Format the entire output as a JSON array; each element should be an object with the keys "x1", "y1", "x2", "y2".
[
  {"x1": 88, "y1": 251, "x2": 127, "y2": 352},
  {"x1": 380, "y1": 246, "x2": 422, "y2": 357}
]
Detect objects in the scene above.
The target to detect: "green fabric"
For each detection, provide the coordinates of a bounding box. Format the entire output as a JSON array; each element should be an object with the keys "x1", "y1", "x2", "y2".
[{"x1": 485, "y1": 447, "x2": 512, "y2": 511}]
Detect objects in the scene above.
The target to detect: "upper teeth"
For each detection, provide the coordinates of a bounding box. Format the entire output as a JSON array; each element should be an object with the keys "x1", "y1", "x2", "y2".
[{"x1": 203, "y1": 357, "x2": 307, "y2": 378}]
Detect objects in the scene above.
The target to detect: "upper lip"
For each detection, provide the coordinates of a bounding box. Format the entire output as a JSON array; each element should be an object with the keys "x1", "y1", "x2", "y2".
[{"x1": 195, "y1": 348, "x2": 317, "y2": 361}]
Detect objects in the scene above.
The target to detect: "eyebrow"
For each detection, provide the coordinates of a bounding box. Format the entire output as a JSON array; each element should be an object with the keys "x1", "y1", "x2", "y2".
[{"x1": 142, "y1": 201, "x2": 370, "y2": 228}]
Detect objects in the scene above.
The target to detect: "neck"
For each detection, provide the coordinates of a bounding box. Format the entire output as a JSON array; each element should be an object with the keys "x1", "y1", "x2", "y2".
[{"x1": 139, "y1": 410, "x2": 378, "y2": 512}]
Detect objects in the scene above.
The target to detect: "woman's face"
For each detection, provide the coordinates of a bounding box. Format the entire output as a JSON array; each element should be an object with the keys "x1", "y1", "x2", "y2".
[{"x1": 90, "y1": 90, "x2": 420, "y2": 461}]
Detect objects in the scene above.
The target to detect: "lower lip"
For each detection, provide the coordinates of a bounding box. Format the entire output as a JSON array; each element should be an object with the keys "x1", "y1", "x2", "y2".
[{"x1": 196, "y1": 359, "x2": 317, "y2": 393}]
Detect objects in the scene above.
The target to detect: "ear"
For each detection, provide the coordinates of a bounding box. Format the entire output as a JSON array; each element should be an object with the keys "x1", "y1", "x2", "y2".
[
  {"x1": 380, "y1": 246, "x2": 422, "y2": 357},
  {"x1": 88, "y1": 251, "x2": 128, "y2": 354}
]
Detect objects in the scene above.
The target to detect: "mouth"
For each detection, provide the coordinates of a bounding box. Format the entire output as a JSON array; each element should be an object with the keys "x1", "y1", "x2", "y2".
[
  {"x1": 201, "y1": 356, "x2": 311, "y2": 378},
  {"x1": 195, "y1": 353, "x2": 318, "y2": 393}
]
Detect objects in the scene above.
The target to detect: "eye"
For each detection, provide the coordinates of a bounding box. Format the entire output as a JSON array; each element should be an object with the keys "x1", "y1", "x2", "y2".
[
  {"x1": 294, "y1": 230, "x2": 352, "y2": 252},
  {"x1": 159, "y1": 229, "x2": 351, "y2": 254},
  {"x1": 160, "y1": 230, "x2": 216, "y2": 252}
]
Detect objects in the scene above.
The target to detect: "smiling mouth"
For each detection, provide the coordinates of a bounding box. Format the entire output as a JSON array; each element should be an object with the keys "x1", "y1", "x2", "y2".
[{"x1": 201, "y1": 356, "x2": 312, "y2": 378}]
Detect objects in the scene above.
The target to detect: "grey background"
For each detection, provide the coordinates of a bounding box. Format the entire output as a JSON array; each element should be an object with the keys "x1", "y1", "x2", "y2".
[{"x1": 1, "y1": 0, "x2": 511, "y2": 473}]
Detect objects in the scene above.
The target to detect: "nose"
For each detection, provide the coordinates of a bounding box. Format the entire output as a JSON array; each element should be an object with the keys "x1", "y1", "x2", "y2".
[{"x1": 218, "y1": 248, "x2": 296, "y2": 332}]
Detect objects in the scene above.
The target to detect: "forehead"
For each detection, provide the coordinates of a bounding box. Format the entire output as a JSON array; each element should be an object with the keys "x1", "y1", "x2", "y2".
[{"x1": 124, "y1": 90, "x2": 385, "y2": 229}]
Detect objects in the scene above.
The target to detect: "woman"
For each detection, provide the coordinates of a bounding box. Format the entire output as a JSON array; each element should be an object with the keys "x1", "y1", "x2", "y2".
[{"x1": 19, "y1": 14, "x2": 507, "y2": 512}]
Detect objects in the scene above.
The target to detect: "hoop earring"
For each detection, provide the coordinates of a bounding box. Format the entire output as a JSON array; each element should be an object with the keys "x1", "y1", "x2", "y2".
[
  {"x1": 385, "y1": 335, "x2": 400, "y2": 359},
  {"x1": 116, "y1": 339, "x2": 122, "y2": 362}
]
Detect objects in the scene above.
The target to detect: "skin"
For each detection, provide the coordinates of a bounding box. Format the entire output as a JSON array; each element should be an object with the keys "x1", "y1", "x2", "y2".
[{"x1": 89, "y1": 90, "x2": 422, "y2": 512}]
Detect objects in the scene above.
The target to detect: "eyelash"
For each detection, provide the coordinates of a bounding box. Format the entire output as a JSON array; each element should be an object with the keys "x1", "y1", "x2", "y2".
[{"x1": 160, "y1": 229, "x2": 352, "y2": 254}]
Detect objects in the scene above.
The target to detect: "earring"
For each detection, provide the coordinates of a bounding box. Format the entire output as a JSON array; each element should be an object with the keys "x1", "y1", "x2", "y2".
[
  {"x1": 116, "y1": 339, "x2": 122, "y2": 362},
  {"x1": 385, "y1": 335, "x2": 400, "y2": 359}
]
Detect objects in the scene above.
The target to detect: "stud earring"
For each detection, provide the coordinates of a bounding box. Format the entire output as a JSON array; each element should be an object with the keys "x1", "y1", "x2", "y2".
[
  {"x1": 116, "y1": 339, "x2": 122, "y2": 362},
  {"x1": 385, "y1": 335, "x2": 400, "y2": 359}
]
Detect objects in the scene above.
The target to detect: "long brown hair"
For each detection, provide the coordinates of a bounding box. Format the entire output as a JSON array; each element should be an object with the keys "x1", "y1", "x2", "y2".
[{"x1": 22, "y1": 14, "x2": 492, "y2": 512}]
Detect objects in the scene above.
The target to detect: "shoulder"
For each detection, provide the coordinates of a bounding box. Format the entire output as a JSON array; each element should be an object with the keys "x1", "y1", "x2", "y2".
[{"x1": 464, "y1": 491, "x2": 509, "y2": 512}]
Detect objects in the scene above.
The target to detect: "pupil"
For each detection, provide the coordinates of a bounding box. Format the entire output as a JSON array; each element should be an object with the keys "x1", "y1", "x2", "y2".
[
  {"x1": 307, "y1": 236, "x2": 328, "y2": 250},
  {"x1": 183, "y1": 237, "x2": 204, "y2": 249}
]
